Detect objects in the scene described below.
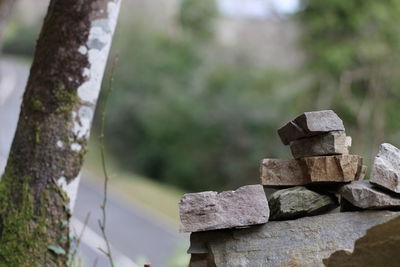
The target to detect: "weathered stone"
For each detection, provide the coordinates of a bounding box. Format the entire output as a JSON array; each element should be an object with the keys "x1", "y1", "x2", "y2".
[
  {"x1": 339, "y1": 180, "x2": 400, "y2": 210},
  {"x1": 370, "y1": 143, "x2": 400, "y2": 194},
  {"x1": 340, "y1": 198, "x2": 363, "y2": 212},
  {"x1": 260, "y1": 155, "x2": 363, "y2": 186},
  {"x1": 305, "y1": 155, "x2": 362, "y2": 183},
  {"x1": 290, "y1": 131, "x2": 351, "y2": 158},
  {"x1": 260, "y1": 158, "x2": 309, "y2": 186},
  {"x1": 324, "y1": 216, "x2": 400, "y2": 267},
  {"x1": 188, "y1": 211, "x2": 400, "y2": 267},
  {"x1": 355, "y1": 165, "x2": 367, "y2": 180},
  {"x1": 189, "y1": 254, "x2": 214, "y2": 267},
  {"x1": 278, "y1": 110, "x2": 345, "y2": 145},
  {"x1": 268, "y1": 186, "x2": 338, "y2": 220},
  {"x1": 179, "y1": 185, "x2": 269, "y2": 233}
]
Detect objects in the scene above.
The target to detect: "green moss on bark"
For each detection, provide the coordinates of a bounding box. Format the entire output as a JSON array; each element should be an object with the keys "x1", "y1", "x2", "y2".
[
  {"x1": 31, "y1": 98, "x2": 45, "y2": 112},
  {"x1": 0, "y1": 163, "x2": 70, "y2": 266},
  {"x1": 54, "y1": 83, "x2": 79, "y2": 117},
  {"x1": 0, "y1": 0, "x2": 119, "y2": 264},
  {"x1": 34, "y1": 123, "x2": 42, "y2": 145}
]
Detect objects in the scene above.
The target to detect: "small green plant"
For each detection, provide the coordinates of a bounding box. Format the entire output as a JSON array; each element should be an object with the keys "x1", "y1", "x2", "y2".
[{"x1": 97, "y1": 56, "x2": 119, "y2": 267}]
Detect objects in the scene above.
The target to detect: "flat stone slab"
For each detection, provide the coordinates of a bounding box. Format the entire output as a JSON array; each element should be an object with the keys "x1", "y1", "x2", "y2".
[
  {"x1": 290, "y1": 131, "x2": 351, "y2": 158},
  {"x1": 339, "y1": 180, "x2": 400, "y2": 209},
  {"x1": 188, "y1": 211, "x2": 400, "y2": 267},
  {"x1": 268, "y1": 186, "x2": 338, "y2": 220},
  {"x1": 260, "y1": 155, "x2": 363, "y2": 186},
  {"x1": 278, "y1": 110, "x2": 345, "y2": 145},
  {"x1": 370, "y1": 143, "x2": 400, "y2": 194},
  {"x1": 324, "y1": 216, "x2": 400, "y2": 267},
  {"x1": 179, "y1": 185, "x2": 269, "y2": 233}
]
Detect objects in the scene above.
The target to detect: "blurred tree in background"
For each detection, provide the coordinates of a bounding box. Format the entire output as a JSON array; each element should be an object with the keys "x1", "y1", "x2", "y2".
[
  {"x1": 298, "y1": 0, "x2": 400, "y2": 160},
  {"x1": 0, "y1": 0, "x2": 17, "y2": 49},
  {"x1": 2, "y1": 21, "x2": 38, "y2": 56},
  {"x1": 178, "y1": 0, "x2": 218, "y2": 41},
  {"x1": 104, "y1": 0, "x2": 400, "y2": 191},
  {"x1": 4, "y1": 0, "x2": 400, "y2": 192},
  {"x1": 103, "y1": 0, "x2": 291, "y2": 191}
]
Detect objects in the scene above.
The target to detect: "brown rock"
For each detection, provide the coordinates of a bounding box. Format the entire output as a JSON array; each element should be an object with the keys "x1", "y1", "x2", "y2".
[
  {"x1": 324, "y1": 216, "x2": 400, "y2": 267},
  {"x1": 260, "y1": 158, "x2": 309, "y2": 186},
  {"x1": 278, "y1": 110, "x2": 345, "y2": 145},
  {"x1": 355, "y1": 165, "x2": 368, "y2": 180},
  {"x1": 290, "y1": 131, "x2": 351, "y2": 158},
  {"x1": 304, "y1": 155, "x2": 362, "y2": 183},
  {"x1": 260, "y1": 155, "x2": 363, "y2": 186},
  {"x1": 179, "y1": 185, "x2": 269, "y2": 233},
  {"x1": 370, "y1": 143, "x2": 400, "y2": 194}
]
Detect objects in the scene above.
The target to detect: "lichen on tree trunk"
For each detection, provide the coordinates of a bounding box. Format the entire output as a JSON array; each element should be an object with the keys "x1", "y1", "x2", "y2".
[{"x1": 0, "y1": 0, "x2": 121, "y2": 265}]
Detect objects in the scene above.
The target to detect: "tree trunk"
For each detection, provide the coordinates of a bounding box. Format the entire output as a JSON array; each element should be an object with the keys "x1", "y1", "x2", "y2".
[
  {"x1": 0, "y1": 0, "x2": 17, "y2": 48},
  {"x1": 0, "y1": 0, "x2": 121, "y2": 265}
]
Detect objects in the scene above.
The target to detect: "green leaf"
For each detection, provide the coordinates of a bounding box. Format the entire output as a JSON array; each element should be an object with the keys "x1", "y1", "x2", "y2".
[
  {"x1": 60, "y1": 220, "x2": 68, "y2": 229},
  {"x1": 63, "y1": 203, "x2": 71, "y2": 212},
  {"x1": 47, "y1": 245, "x2": 66, "y2": 255},
  {"x1": 69, "y1": 231, "x2": 76, "y2": 241},
  {"x1": 59, "y1": 234, "x2": 68, "y2": 244}
]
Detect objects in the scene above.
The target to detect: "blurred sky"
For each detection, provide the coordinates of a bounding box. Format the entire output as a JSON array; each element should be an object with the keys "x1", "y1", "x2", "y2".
[{"x1": 219, "y1": 0, "x2": 299, "y2": 17}]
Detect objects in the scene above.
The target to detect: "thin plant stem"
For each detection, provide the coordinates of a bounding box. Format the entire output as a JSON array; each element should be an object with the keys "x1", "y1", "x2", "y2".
[
  {"x1": 68, "y1": 212, "x2": 91, "y2": 267},
  {"x1": 98, "y1": 56, "x2": 119, "y2": 267}
]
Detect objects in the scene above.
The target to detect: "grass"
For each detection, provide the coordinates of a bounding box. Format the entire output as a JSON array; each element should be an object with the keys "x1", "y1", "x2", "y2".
[
  {"x1": 83, "y1": 137, "x2": 184, "y2": 226},
  {"x1": 83, "y1": 137, "x2": 191, "y2": 267}
]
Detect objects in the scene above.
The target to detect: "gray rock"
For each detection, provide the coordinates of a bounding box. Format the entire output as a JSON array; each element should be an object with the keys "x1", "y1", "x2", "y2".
[
  {"x1": 260, "y1": 155, "x2": 363, "y2": 186},
  {"x1": 179, "y1": 185, "x2": 269, "y2": 233},
  {"x1": 188, "y1": 211, "x2": 400, "y2": 267},
  {"x1": 370, "y1": 143, "x2": 400, "y2": 194},
  {"x1": 340, "y1": 198, "x2": 363, "y2": 212},
  {"x1": 268, "y1": 186, "x2": 338, "y2": 220},
  {"x1": 278, "y1": 110, "x2": 345, "y2": 145},
  {"x1": 290, "y1": 131, "x2": 351, "y2": 158},
  {"x1": 339, "y1": 180, "x2": 400, "y2": 209},
  {"x1": 189, "y1": 254, "x2": 214, "y2": 267}
]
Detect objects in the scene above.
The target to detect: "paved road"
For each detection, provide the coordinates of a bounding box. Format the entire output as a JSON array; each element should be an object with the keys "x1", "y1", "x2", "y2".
[
  {"x1": 0, "y1": 58, "x2": 29, "y2": 173},
  {"x1": 0, "y1": 57, "x2": 187, "y2": 267},
  {"x1": 74, "y1": 173, "x2": 186, "y2": 267}
]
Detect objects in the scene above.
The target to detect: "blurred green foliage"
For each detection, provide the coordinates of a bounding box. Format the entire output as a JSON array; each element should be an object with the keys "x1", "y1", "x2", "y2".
[
  {"x1": 178, "y1": 0, "x2": 218, "y2": 41},
  {"x1": 104, "y1": 20, "x2": 292, "y2": 191},
  {"x1": 2, "y1": 19, "x2": 38, "y2": 56},
  {"x1": 103, "y1": 0, "x2": 400, "y2": 191},
  {"x1": 4, "y1": 0, "x2": 400, "y2": 192},
  {"x1": 298, "y1": 0, "x2": 400, "y2": 161}
]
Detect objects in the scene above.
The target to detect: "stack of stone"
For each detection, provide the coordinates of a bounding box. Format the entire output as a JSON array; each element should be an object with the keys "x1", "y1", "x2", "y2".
[
  {"x1": 179, "y1": 110, "x2": 367, "y2": 231},
  {"x1": 261, "y1": 110, "x2": 366, "y2": 220},
  {"x1": 179, "y1": 110, "x2": 400, "y2": 267}
]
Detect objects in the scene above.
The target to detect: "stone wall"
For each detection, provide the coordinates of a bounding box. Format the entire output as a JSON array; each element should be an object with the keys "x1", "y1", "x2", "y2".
[{"x1": 179, "y1": 110, "x2": 400, "y2": 267}]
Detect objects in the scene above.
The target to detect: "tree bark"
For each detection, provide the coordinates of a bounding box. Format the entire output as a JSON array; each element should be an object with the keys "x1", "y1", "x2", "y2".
[
  {"x1": 0, "y1": 0, "x2": 121, "y2": 265},
  {"x1": 0, "y1": 0, "x2": 16, "y2": 48}
]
